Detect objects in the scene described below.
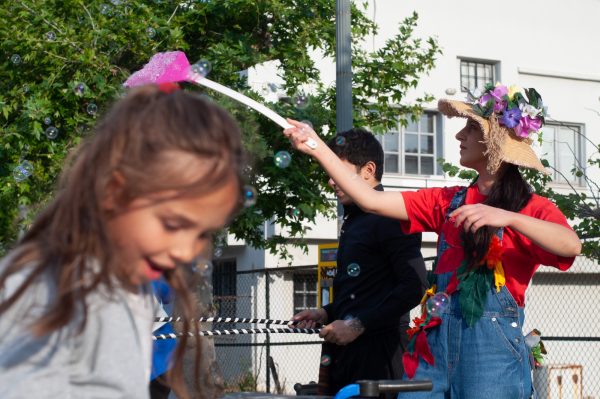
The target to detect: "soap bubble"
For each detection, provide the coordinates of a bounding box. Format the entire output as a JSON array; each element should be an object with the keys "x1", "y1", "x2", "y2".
[
  {"x1": 11, "y1": 54, "x2": 22, "y2": 65},
  {"x1": 320, "y1": 355, "x2": 332, "y2": 366},
  {"x1": 13, "y1": 161, "x2": 34, "y2": 182},
  {"x1": 43, "y1": 117, "x2": 52, "y2": 125},
  {"x1": 243, "y1": 185, "x2": 257, "y2": 207},
  {"x1": 45, "y1": 31, "x2": 56, "y2": 41},
  {"x1": 191, "y1": 60, "x2": 212, "y2": 78},
  {"x1": 274, "y1": 150, "x2": 292, "y2": 168},
  {"x1": 426, "y1": 292, "x2": 449, "y2": 317},
  {"x1": 87, "y1": 103, "x2": 98, "y2": 115},
  {"x1": 45, "y1": 126, "x2": 59, "y2": 139},
  {"x1": 194, "y1": 260, "x2": 213, "y2": 278},
  {"x1": 300, "y1": 120, "x2": 313, "y2": 130},
  {"x1": 292, "y1": 92, "x2": 309, "y2": 109},
  {"x1": 347, "y1": 263, "x2": 360, "y2": 277},
  {"x1": 335, "y1": 136, "x2": 346, "y2": 146},
  {"x1": 146, "y1": 27, "x2": 156, "y2": 38},
  {"x1": 213, "y1": 246, "x2": 223, "y2": 258}
]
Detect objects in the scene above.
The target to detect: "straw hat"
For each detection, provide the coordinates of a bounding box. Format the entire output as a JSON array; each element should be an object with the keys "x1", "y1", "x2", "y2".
[{"x1": 438, "y1": 96, "x2": 548, "y2": 175}]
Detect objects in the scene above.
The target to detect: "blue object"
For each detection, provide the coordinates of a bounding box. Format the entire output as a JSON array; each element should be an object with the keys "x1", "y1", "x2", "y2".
[
  {"x1": 333, "y1": 383, "x2": 360, "y2": 399},
  {"x1": 151, "y1": 279, "x2": 176, "y2": 380}
]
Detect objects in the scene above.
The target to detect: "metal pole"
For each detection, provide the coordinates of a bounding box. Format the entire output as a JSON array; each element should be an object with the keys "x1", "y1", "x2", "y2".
[
  {"x1": 336, "y1": 0, "x2": 353, "y2": 133},
  {"x1": 265, "y1": 270, "x2": 271, "y2": 393},
  {"x1": 336, "y1": 0, "x2": 353, "y2": 229}
]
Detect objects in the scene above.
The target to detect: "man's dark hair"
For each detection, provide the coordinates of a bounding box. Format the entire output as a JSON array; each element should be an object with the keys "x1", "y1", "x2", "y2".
[{"x1": 327, "y1": 128, "x2": 384, "y2": 181}]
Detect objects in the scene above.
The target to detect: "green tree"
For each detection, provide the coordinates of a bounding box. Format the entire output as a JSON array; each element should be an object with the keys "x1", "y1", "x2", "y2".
[{"x1": 1, "y1": 1, "x2": 440, "y2": 257}]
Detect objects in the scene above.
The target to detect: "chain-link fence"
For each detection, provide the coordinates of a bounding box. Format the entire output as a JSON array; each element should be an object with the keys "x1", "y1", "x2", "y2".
[{"x1": 211, "y1": 256, "x2": 600, "y2": 397}]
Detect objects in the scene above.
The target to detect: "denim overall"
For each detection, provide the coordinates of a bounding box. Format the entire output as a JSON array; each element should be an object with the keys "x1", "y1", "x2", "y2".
[{"x1": 399, "y1": 188, "x2": 535, "y2": 399}]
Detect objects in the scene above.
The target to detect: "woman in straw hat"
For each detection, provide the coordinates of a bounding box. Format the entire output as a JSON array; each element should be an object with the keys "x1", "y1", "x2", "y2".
[{"x1": 283, "y1": 83, "x2": 581, "y2": 398}]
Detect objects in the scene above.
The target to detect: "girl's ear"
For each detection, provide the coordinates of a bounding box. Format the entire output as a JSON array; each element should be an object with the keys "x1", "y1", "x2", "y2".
[{"x1": 102, "y1": 172, "x2": 126, "y2": 212}]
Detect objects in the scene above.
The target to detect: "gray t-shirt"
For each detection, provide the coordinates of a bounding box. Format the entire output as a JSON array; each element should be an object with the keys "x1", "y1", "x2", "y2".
[{"x1": 0, "y1": 254, "x2": 157, "y2": 399}]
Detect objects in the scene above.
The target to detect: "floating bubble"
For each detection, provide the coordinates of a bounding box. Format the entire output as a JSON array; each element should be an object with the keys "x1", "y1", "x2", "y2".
[
  {"x1": 320, "y1": 355, "x2": 332, "y2": 367},
  {"x1": 335, "y1": 135, "x2": 346, "y2": 146},
  {"x1": 292, "y1": 92, "x2": 309, "y2": 109},
  {"x1": 195, "y1": 260, "x2": 213, "y2": 278},
  {"x1": 146, "y1": 27, "x2": 156, "y2": 39},
  {"x1": 426, "y1": 292, "x2": 449, "y2": 317},
  {"x1": 45, "y1": 31, "x2": 56, "y2": 41},
  {"x1": 87, "y1": 103, "x2": 98, "y2": 115},
  {"x1": 45, "y1": 126, "x2": 59, "y2": 139},
  {"x1": 11, "y1": 54, "x2": 21, "y2": 65},
  {"x1": 350, "y1": 293, "x2": 356, "y2": 300},
  {"x1": 300, "y1": 120, "x2": 313, "y2": 130},
  {"x1": 22, "y1": 84, "x2": 30, "y2": 93},
  {"x1": 13, "y1": 161, "x2": 34, "y2": 182},
  {"x1": 243, "y1": 185, "x2": 257, "y2": 207},
  {"x1": 43, "y1": 117, "x2": 52, "y2": 125},
  {"x1": 274, "y1": 150, "x2": 292, "y2": 168},
  {"x1": 191, "y1": 60, "x2": 212, "y2": 78},
  {"x1": 347, "y1": 263, "x2": 360, "y2": 277},
  {"x1": 214, "y1": 246, "x2": 223, "y2": 258},
  {"x1": 74, "y1": 83, "x2": 86, "y2": 96}
]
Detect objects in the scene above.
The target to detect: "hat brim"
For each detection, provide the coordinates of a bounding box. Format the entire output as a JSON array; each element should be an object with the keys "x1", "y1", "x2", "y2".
[{"x1": 438, "y1": 99, "x2": 548, "y2": 175}]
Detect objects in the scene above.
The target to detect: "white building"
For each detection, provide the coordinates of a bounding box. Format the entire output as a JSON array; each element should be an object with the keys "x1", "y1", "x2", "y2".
[{"x1": 214, "y1": 1, "x2": 600, "y2": 396}]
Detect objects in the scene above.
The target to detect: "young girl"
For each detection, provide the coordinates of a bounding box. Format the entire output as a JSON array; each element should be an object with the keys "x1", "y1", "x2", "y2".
[
  {"x1": 0, "y1": 84, "x2": 245, "y2": 399},
  {"x1": 283, "y1": 84, "x2": 581, "y2": 398}
]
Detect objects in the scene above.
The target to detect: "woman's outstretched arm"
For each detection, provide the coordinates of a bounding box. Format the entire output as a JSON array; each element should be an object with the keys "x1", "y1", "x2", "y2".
[{"x1": 284, "y1": 119, "x2": 409, "y2": 221}]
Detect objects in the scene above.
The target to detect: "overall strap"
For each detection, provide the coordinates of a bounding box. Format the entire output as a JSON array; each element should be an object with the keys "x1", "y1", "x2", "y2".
[{"x1": 430, "y1": 187, "x2": 468, "y2": 278}]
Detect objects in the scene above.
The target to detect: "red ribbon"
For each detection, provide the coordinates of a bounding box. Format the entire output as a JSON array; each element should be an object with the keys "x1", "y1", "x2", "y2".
[{"x1": 403, "y1": 316, "x2": 442, "y2": 379}]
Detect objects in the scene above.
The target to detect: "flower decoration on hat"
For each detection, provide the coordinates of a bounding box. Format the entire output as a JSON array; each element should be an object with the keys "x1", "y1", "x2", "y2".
[{"x1": 467, "y1": 83, "x2": 547, "y2": 139}]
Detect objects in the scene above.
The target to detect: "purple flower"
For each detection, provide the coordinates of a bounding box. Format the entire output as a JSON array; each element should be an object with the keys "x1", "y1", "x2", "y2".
[
  {"x1": 478, "y1": 93, "x2": 493, "y2": 106},
  {"x1": 494, "y1": 100, "x2": 507, "y2": 113},
  {"x1": 490, "y1": 85, "x2": 508, "y2": 101},
  {"x1": 500, "y1": 107, "x2": 521, "y2": 128},
  {"x1": 514, "y1": 116, "x2": 542, "y2": 138}
]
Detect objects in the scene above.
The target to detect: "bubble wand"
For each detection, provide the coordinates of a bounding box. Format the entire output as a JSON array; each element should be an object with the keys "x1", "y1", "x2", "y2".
[{"x1": 124, "y1": 51, "x2": 317, "y2": 149}]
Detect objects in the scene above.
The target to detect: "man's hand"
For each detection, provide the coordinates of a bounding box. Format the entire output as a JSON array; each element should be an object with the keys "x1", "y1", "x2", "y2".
[
  {"x1": 319, "y1": 318, "x2": 365, "y2": 346},
  {"x1": 292, "y1": 308, "x2": 328, "y2": 329}
]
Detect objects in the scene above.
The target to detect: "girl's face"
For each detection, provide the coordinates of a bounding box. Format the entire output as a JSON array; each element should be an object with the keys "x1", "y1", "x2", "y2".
[
  {"x1": 106, "y1": 174, "x2": 240, "y2": 289},
  {"x1": 455, "y1": 119, "x2": 487, "y2": 171}
]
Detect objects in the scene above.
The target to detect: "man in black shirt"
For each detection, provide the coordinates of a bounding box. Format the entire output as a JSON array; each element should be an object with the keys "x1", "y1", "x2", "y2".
[{"x1": 293, "y1": 128, "x2": 428, "y2": 395}]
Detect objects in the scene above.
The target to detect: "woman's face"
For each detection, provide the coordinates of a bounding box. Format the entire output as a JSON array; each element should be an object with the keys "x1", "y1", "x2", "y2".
[{"x1": 455, "y1": 119, "x2": 487, "y2": 171}]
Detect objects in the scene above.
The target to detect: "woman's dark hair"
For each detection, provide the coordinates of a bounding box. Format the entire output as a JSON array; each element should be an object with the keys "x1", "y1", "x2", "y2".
[
  {"x1": 327, "y1": 128, "x2": 384, "y2": 181},
  {"x1": 0, "y1": 85, "x2": 245, "y2": 398},
  {"x1": 463, "y1": 164, "x2": 532, "y2": 269}
]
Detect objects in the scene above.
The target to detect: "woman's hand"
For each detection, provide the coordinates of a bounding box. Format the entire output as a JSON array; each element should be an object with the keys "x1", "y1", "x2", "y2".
[
  {"x1": 283, "y1": 119, "x2": 324, "y2": 155},
  {"x1": 450, "y1": 204, "x2": 515, "y2": 232}
]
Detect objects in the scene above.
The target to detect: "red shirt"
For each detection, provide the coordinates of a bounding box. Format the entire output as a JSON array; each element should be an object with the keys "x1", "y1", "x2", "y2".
[{"x1": 401, "y1": 185, "x2": 575, "y2": 306}]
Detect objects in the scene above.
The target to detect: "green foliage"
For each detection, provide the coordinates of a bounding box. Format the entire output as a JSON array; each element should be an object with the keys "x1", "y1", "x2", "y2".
[{"x1": 1, "y1": 1, "x2": 440, "y2": 257}]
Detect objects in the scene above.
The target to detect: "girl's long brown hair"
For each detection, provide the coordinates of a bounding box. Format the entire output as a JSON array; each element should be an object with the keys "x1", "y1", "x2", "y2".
[
  {"x1": 0, "y1": 85, "x2": 245, "y2": 398},
  {"x1": 462, "y1": 164, "x2": 532, "y2": 269}
]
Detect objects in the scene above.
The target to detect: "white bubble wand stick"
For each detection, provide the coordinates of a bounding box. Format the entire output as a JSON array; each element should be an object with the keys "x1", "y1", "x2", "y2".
[{"x1": 123, "y1": 51, "x2": 317, "y2": 149}]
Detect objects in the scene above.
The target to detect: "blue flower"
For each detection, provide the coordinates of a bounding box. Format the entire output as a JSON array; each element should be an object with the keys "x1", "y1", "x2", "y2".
[{"x1": 500, "y1": 107, "x2": 521, "y2": 128}]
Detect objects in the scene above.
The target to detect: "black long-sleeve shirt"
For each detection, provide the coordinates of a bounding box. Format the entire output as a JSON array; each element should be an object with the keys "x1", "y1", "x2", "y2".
[{"x1": 323, "y1": 184, "x2": 428, "y2": 334}]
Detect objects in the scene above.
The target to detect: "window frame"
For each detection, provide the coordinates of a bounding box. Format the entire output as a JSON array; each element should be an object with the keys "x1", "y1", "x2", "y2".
[
  {"x1": 293, "y1": 271, "x2": 318, "y2": 315},
  {"x1": 459, "y1": 58, "x2": 500, "y2": 93},
  {"x1": 540, "y1": 121, "x2": 585, "y2": 186},
  {"x1": 378, "y1": 111, "x2": 444, "y2": 177}
]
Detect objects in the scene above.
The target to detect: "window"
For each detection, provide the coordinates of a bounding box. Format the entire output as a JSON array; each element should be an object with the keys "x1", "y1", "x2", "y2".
[
  {"x1": 213, "y1": 259, "x2": 237, "y2": 318},
  {"x1": 460, "y1": 59, "x2": 497, "y2": 92},
  {"x1": 379, "y1": 112, "x2": 443, "y2": 176},
  {"x1": 293, "y1": 272, "x2": 317, "y2": 314},
  {"x1": 540, "y1": 122, "x2": 584, "y2": 185}
]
